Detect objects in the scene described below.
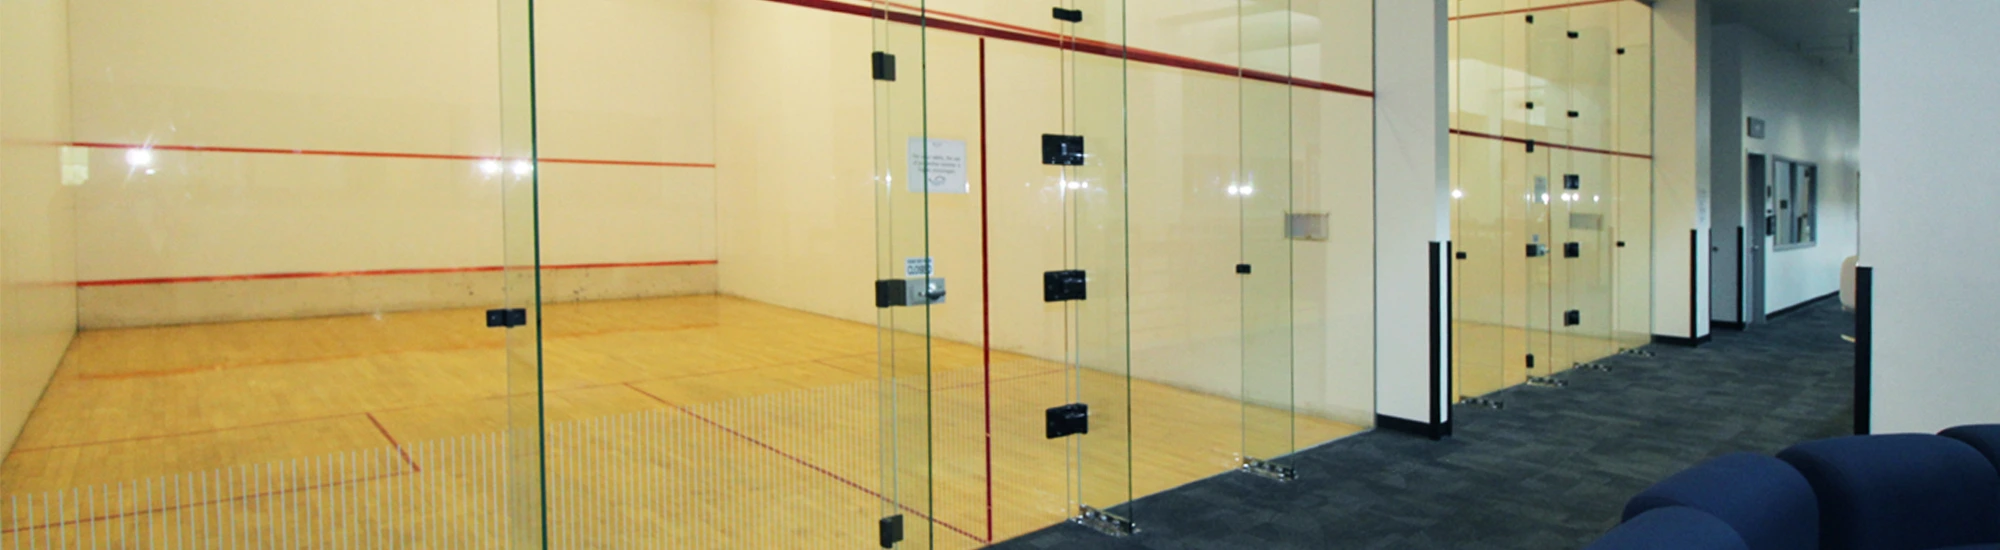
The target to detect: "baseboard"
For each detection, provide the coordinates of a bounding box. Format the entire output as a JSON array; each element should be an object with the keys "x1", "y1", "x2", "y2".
[
  {"x1": 1712, "y1": 320, "x2": 1747, "y2": 331},
  {"x1": 1651, "y1": 333, "x2": 1714, "y2": 347},
  {"x1": 1768, "y1": 291, "x2": 1840, "y2": 320},
  {"x1": 1376, "y1": 414, "x2": 1451, "y2": 440}
]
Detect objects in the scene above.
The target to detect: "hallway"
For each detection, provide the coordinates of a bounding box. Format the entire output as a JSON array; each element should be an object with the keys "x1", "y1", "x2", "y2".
[{"x1": 994, "y1": 299, "x2": 1855, "y2": 549}]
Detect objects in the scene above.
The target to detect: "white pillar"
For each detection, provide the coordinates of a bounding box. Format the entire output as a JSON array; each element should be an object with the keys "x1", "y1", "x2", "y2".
[{"x1": 1374, "y1": 0, "x2": 1452, "y2": 437}]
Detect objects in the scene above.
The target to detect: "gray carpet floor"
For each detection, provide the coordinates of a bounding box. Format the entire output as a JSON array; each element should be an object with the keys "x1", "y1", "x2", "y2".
[{"x1": 990, "y1": 299, "x2": 1855, "y2": 550}]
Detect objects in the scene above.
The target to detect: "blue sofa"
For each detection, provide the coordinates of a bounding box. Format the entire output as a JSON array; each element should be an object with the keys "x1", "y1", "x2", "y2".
[{"x1": 1586, "y1": 424, "x2": 2000, "y2": 550}]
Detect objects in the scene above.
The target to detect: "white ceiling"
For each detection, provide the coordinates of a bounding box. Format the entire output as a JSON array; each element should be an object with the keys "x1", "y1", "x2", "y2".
[{"x1": 1709, "y1": 0, "x2": 1859, "y2": 83}]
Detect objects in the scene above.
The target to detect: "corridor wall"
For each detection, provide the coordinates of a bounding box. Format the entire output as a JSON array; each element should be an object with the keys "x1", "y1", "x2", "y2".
[{"x1": 1448, "y1": 0, "x2": 1654, "y2": 401}]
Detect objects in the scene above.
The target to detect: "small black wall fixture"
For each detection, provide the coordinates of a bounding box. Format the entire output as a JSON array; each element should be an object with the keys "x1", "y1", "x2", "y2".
[{"x1": 1855, "y1": 266, "x2": 1873, "y2": 435}]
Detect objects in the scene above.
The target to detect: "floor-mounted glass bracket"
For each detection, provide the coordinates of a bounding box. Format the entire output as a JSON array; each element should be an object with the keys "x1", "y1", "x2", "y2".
[
  {"x1": 1240, "y1": 457, "x2": 1298, "y2": 482},
  {"x1": 1076, "y1": 506, "x2": 1137, "y2": 537},
  {"x1": 1526, "y1": 376, "x2": 1568, "y2": 388},
  {"x1": 1459, "y1": 396, "x2": 1504, "y2": 410},
  {"x1": 1575, "y1": 362, "x2": 1613, "y2": 372},
  {"x1": 1621, "y1": 348, "x2": 1657, "y2": 357}
]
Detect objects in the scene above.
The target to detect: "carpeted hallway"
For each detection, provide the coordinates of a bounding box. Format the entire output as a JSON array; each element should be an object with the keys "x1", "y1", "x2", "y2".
[{"x1": 992, "y1": 299, "x2": 1856, "y2": 550}]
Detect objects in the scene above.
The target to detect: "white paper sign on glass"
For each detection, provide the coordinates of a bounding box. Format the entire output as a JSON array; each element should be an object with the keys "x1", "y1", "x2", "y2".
[
  {"x1": 905, "y1": 257, "x2": 935, "y2": 277},
  {"x1": 907, "y1": 137, "x2": 969, "y2": 194}
]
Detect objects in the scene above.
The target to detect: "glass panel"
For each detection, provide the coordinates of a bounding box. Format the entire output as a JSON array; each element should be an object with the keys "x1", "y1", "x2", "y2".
[
  {"x1": 0, "y1": 0, "x2": 531, "y2": 546},
  {"x1": 1453, "y1": 2, "x2": 1510, "y2": 401},
  {"x1": 1241, "y1": 0, "x2": 1297, "y2": 469},
  {"x1": 876, "y1": 3, "x2": 938, "y2": 548},
  {"x1": 1613, "y1": 1, "x2": 1654, "y2": 349},
  {"x1": 1067, "y1": 0, "x2": 1135, "y2": 526},
  {"x1": 498, "y1": 0, "x2": 545, "y2": 546}
]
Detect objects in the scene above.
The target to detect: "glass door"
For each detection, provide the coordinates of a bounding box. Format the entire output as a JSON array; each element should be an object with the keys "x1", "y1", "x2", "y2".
[
  {"x1": 1055, "y1": 0, "x2": 1136, "y2": 534},
  {"x1": 873, "y1": 2, "x2": 939, "y2": 548},
  {"x1": 1240, "y1": 0, "x2": 1297, "y2": 476}
]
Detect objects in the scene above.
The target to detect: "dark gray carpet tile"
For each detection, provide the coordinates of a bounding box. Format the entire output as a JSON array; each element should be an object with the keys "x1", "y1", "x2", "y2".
[{"x1": 989, "y1": 299, "x2": 1854, "y2": 549}]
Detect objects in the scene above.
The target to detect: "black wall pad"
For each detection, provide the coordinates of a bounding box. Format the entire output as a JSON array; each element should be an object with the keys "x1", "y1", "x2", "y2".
[
  {"x1": 1427, "y1": 241, "x2": 1450, "y2": 440},
  {"x1": 1375, "y1": 414, "x2": 1452, "y2": 440},
  {"x1": 1768, "y1": 292, "x2": 1840, "y2": 320},
  {"x1": 1690, "y1": 230, "x2": 1700, "y2": 341},
  {"x1": 1855, "y1": 266, "x2": 1872, "y2": 435}
]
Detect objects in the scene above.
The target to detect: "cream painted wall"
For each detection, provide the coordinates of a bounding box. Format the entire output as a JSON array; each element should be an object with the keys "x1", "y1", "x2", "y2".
[
  {"x1": 0, "y1": 0, "x2": 80, "y2": 458},
  {"x1": 65, "y1": 0, "x2": 720, "y2": 324}
]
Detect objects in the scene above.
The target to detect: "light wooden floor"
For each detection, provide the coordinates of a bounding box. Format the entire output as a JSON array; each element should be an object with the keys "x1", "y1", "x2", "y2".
[{"x1": 0, "y1": 295, "x2": 1361, "y2": 549}]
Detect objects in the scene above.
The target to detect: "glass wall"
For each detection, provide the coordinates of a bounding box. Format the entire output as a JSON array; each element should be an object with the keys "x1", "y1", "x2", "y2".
[
  {"x1": 1449, "y1": 0, "x2": 1654, "y2": 402},
  {"x1": 0, "y1": 1, "x2": 1375, "y2": 548},
  {"x1": 0, "y1": 0, "x2": 541, "y2": 546}
]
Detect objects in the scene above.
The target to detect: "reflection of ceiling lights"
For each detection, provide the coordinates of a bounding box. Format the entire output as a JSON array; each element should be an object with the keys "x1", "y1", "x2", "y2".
[
  {"x1": 479, "y1": 160, "x2": 502, "y2": 176},
  {"x1": 125, "y1": 148, "x2": 153, "y2": 167},
  {"x1": 511, "y1": 161, "x2": 534, "y2": 176}
]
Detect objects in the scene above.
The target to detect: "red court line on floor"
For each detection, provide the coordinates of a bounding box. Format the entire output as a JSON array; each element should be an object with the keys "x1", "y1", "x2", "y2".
[
  {"x1": 68, "y1": 141, "x2": 714, "y2": 169},
  {"x1": 765, "y1": 0, "x2": 1374, "y2": 99},
  {"x1": 366, "y1": 413, "x2": 422, "y2": 473},
  {"x1": 622, "y1": 382, "x2": 989, "y2": 544},
  {"x1": 21, "y1": 351, "x2": 867, "y2": 453},
  {"x1": 76, "y1": 260, "x2": 717, "y2": 287},
  {"x1": 0, "y1": 471, "x2": 413, "y2": 535},
  {"x1": 1450, "y1": 128, "x2": 1653, "y2": 159},
  {"x1": 1449, "y1": 0, "x2": 1634, "y2": 21}
]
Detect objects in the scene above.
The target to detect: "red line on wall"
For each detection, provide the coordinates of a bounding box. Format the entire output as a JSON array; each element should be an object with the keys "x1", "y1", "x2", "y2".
[
  {"x1": 67, "y1": 141, "x2": 715, "y2": 169},
  {"x1": 1448, "y1": 0, "x2": 1636, "y2": 21},
  {"x1": 763, "y1": 0, "x2": 1374, "y2": 99},
  {"x1": 623, "y1": 383, "x2": 988, "y2": 544},
  {"x1": 1450, "y1": 128, "x2": 1653, "y2": 160},
  {"x1": 976, "y1": 37, "x2": 996, "y2": 545},
  {"x1": 75, "y1": 260, "x2": 718, "y2": 287},
  {"x1": 365, "y1": 412, "x2": 422, "y2": 473}
]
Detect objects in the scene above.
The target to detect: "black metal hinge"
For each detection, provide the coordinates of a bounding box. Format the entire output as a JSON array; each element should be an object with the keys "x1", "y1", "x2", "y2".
[
  {"x1": 1042, "y1": 134, "x2": 1085, "y2": 166},
  {"x1": 872, "y1": 52, "x2": 896, "y2": 81},
  {"x1": 1455, "y1": 251, "x2": 1468, "y2": 260},
  {"x1": 879, "y1": 515, "x2": 904, "y2": 548},
  {"x1": 1526, "y1": 101, "x2": 1536, "y2": 110},
  {"x1": 1526, "y1": 14, "x2": 1534, "y2": 23},
  {"x1": 1235, "y1": 263, "x2": 1252, "y2": 274},
  {"x1": 1526, "y1": 243, "x2": 1548, "y2": 258},
  {"x1": 1567, "y1": 110, "x2": 1580, "y2": 119},
  {"x1": 876, "y1": 278, "x2": 946, "y2": 308},
  {"x1": 1044, "y1": 270, "x2": 1087, "y2": 302},
  {"x1": 1564, "y1": 310, "x2": 1582, "y2": 327},
  {"x1": 1618, "y1": 47, "x2": 1627, "y2": 55},
  {"x1": 1052, "y1": 7, "x2": 1083, "y2": 22},
  {"x1": 485, "y1": 308, "x2": 526, "y2": 328},
  {"x1": 1526, "y1": 140, "x2": 1537, "y2": 153},
  {"x1": 1564, "y1": 242, "x2": 1581, "y2": 258},
  {"x1": 1568, "y1": 31, "x2": 1580, "y2": 39},
  {"x1": 1564, "y1": 174, "x2": 1581, "y2": 190},
  {"x1": 1046, "y1": 403, "x2": 1089, "y2": 438},
  {"x1": 1617, "y1": 241, "x2": 1627, "y2": 248},
  {"x1": 1527, "y1": 354, "x2": 1537, "y2": 369}
]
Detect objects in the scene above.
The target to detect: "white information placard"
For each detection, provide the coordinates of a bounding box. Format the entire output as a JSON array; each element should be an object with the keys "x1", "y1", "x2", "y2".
[
  {"x1": 904, "y1": 257, "x2": 935, "y2": 277},
  {"x1": 907, "y1": 137, "x2": 969, "y2": 194}
]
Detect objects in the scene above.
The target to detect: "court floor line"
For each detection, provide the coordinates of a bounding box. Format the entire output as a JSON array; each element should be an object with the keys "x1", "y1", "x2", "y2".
[
  {"x1": 365, "y1": 413, "x2": 422, "y2": 473},
  {"x1": 14, "y1": 351, "x2": 879, "y2": 454},
  {"x1": 0, "y1": 471, "x2": 413, "y2": 536},
  {"x1": 620, "y1": 382, "x2": 990, "y2": 545}
]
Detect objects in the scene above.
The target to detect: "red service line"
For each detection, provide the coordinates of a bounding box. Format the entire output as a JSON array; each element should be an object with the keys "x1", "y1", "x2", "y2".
[
  {"x1": 1449, "y1": 128, "x2": 1652, "y2": 160},
  {"x1": 365, "y1": 412, "x2": 422, "y2": 473},
  {"x1": 67, "y1": 141, "x2": 714, "y2": 169},
  {"x1": 76, "y1": 260, "x2": 718, "y2": 288},
  {"x1": 1449, "y1": 0, "x2": 1637, "y2": 21}
]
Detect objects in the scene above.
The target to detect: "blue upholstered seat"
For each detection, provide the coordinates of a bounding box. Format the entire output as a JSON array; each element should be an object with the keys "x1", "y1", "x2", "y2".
[
  {"x1": 1777, "y1": 434, "x2": 2000, "y2": 550},
  {"x1": 1621, "y1": 452, "x2": 1817, "y2": 550},
  {"x1": 1940, "y1": 424, "x2": 2000, "y2": 475},
  {"x1": 1585, "y1": 506, "x2": 1749, "y2": 550}
]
